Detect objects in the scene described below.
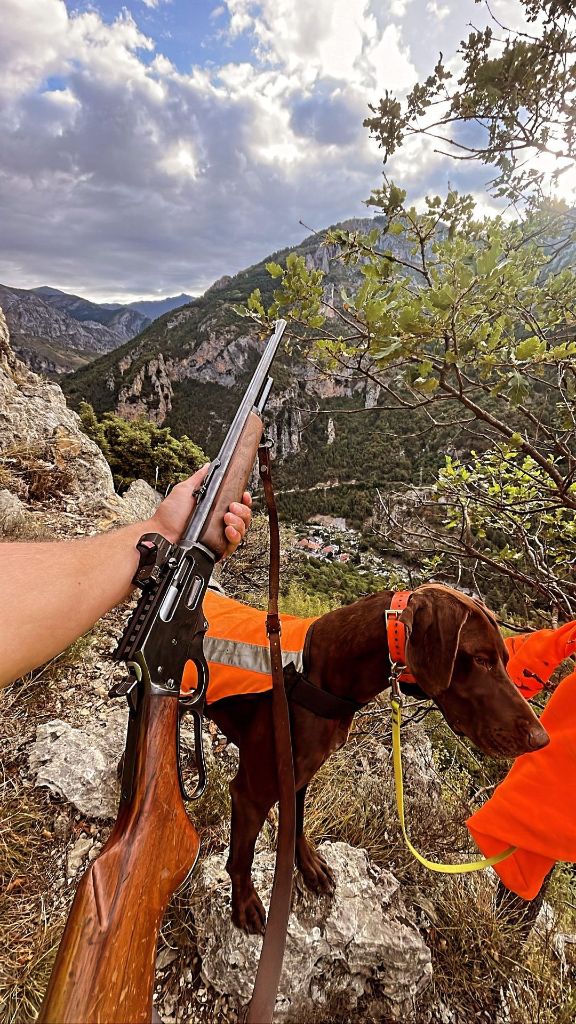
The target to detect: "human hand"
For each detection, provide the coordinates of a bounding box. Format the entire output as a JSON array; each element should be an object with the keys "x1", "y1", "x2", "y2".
[{"x1": 146, "y1": 464, "x2": 252, "y2": 555}]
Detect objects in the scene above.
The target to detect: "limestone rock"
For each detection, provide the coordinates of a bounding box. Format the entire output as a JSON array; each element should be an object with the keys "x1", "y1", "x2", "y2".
[
  {"x1": 194, "y1": 841, "x2": 432, "y2": 1022},
  {"x1": 397, "y1": 729, "x2": 442, "y2": 803},
  {"x1": 0, "y1": 305, "x2": 115, "y2": 504},
  {"x1": 92, "y1": 478, "x2": 163, "y2": 534},
  {"x1": 28, "y1": 708, "x2": 128, "y2": 819},
  {"x1": 173, "y1": 328, "x2": 258, "y2": 390},
  {"x1": 0, "y1": 489, "x2": 30, "y2": 536},
  {"x1": 117, "y1": 352, "x2": 174, "y2": 423},
  {"x1": 118, "y1": 479, "x2": 161, "y2": 522},
  {"x1": 356, "y1": 728, "x2": 441, "y2": 808},
  {"x1": 67, "y1": 834, "x2": 95, "y2": 878}
]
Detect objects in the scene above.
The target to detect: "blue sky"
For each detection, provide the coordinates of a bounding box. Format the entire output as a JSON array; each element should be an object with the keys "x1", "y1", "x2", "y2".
[
  {"x1": 0, "y1": 0, "x2": 542, "y2": 302},
  {"x1": 71, "y1": 0, "x2": 254, "y2": 69}
]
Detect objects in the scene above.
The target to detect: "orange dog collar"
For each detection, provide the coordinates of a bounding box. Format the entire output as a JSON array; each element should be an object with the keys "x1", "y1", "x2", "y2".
[{"x1": 386, "y1": 591, "x2": 416, "y2": 684}]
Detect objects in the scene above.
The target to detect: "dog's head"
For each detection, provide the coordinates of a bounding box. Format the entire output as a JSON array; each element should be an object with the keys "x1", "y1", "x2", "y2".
[{"x1": 399, "y1": 584, "x2": 549, "y2": 757}]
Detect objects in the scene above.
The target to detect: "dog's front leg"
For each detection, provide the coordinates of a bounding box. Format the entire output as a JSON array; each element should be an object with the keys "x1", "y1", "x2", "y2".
[
  {"x1": 226, "y1": 773, "x2": 273, "y2": 935},
  {"x1": 295, "y1": 785, "x2": 336, "y2": 895}
]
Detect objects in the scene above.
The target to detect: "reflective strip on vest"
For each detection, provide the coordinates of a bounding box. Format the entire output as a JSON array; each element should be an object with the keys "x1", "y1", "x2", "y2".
[{"x1": 204, "y1": 636, "x2": 307, "y2": 676}]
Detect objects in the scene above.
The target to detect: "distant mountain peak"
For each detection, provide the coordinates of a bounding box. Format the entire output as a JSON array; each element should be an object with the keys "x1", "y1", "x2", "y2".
[{"x1": 127, "y1": 294, "x2": 195, "y2": 318}]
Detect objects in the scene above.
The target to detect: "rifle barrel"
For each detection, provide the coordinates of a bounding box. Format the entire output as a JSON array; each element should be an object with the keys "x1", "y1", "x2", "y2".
[{"x1": 181, "y1": 319, "x2": 286, "y2": 547}]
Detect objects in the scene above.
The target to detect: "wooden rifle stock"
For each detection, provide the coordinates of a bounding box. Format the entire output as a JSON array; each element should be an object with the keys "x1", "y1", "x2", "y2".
[{"x1": 39, "y1": 690, "x2": 199, "y2": 1024}]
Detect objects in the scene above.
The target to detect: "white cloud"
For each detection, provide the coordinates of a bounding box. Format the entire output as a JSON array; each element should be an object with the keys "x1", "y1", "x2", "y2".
[
  {"x1": 390, "y1": 0, "x2": 415, "y2": 17},
  {"x1": 426, "y1": 1, "x2": 450, "y2": 21},
  {"x1": 0, "y1": 0, "x2": 509, "y2": 300},
  {"x1": 224, "y1": 0, "x2": 417, "y2": 91}
]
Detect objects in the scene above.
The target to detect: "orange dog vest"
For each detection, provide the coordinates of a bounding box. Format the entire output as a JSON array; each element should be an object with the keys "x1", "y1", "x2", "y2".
[
  {"x1": 181, "y1": 588, "x2": 318, "y2": 705},
  {"x1": 468, "y1": 621, "x2": 576, "y2": 899}
]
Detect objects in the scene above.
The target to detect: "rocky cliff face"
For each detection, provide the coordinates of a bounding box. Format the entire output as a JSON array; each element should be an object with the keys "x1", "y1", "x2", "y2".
[
  {"x1": 105, "y1": 307, "x2": 149, "y2": 341},
  {"x1": 117, "y1": 352, "x2": 174, "y2": 423},
  {"x1": 0, "y1": 304, "x2": 115, "y2": 508}
]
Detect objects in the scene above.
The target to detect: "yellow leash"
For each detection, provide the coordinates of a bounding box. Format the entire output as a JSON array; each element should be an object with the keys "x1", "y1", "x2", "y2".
[{"x1": 390, "y1": 684, "x2": 516, "y2": 874}]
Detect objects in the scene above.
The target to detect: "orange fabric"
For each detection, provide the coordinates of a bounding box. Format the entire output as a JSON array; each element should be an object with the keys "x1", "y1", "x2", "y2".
[
  {"x1": 181, "y1": 589, "x2": 318, "y2": 704},
  {"x1": 467, "y1": 620, "x2": 576, "y2": 899},
  {"x1": 505, "y1": 621, "x2": 576, "y2": 699}
]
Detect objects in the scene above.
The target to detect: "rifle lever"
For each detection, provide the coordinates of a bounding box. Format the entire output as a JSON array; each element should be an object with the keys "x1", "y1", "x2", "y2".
[
  {"x1": 177, "y1": 700, "x2": 208, "y2": 801},
  {"x1": 177, "y1": 640, "x2": 209, "y2": 800}
]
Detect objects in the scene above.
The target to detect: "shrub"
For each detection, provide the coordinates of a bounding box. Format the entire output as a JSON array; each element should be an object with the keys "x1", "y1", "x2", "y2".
[{"x1": 78, "y1": 402, "x2": 206, "y2": 492}]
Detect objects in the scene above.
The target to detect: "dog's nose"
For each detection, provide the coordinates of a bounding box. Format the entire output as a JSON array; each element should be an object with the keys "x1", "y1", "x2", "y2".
[{"x1": 527, "y1": 723, "x2": 549, "y2": 750}]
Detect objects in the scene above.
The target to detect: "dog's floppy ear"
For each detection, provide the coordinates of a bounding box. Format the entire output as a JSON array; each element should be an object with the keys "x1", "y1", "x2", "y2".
[{"x1": 399, "y1": 590, "x2": 469, "y2": 695}]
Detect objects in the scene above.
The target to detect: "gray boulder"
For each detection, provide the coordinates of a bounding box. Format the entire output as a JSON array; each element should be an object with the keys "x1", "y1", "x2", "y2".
[
  {"x1": 194, "y1": 841, "x2": 432, "y2": 1022},
  {"x1": 118, "y1": 478, "x2": 161, "y2": 521},
  {"x1": 0, "y1": 488, "x2": 30, "y2": 536},
  {"x1": 28, "y1": 707, "x2": 128, "y2": 819}
]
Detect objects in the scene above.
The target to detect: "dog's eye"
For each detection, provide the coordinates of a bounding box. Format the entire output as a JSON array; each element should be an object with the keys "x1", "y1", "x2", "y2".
[{"x1": 474, "y1": 655, "x2": 493, "y2": 670}]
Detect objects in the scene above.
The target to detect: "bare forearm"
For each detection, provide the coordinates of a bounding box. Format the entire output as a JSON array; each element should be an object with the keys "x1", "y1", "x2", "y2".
[
  {"x1": 0, "y1": 521, "x2": 149, "y2": 688},
  {"x1": 0, "y1": 465, "x2": 252, "y2": 689}
]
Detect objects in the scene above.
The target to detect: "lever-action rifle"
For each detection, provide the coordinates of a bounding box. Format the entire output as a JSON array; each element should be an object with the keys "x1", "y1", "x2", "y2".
[{"x1": 39, "y1": 320, "x2": 287, "y2": 1024}]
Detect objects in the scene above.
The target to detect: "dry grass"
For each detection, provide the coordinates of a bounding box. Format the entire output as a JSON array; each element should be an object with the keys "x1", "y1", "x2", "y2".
[
  {"x1": 0, "y1": 622, "x2": 114, "y2": 1023},
  {"x1": 1, "y1": 442, "x2": 74, "y2": 502},
  {"x1": 1, "y1": 683, "x2": 61, "y2": 1023},
  {"x1": 0, "y1": 782, "x2": 73, "y2": 1024}
]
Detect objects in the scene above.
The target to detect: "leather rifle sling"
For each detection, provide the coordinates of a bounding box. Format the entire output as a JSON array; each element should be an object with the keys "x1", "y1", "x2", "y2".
[{"x1": 245, "y1": 444, "x2": 296, "y2": 1024}]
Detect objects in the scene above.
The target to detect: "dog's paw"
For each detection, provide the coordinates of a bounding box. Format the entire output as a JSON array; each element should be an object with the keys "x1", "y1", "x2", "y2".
[
  {"x1": 297, "y1": 844, "x2": 336, "y2": 896},
  {"x1": 232, "y1": 890, "x2": 267, "y2": 935}
]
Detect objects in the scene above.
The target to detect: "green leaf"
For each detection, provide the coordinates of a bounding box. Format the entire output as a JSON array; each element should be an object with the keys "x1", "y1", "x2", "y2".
[
  {"x1": 476, "y1": 243, "x2": 501, "y2": 276},
  {"x1": 418, "y1": 360, "x2": 434, "y2": 377},
  {"x1": 365, "y1": 299, "x2": 387, "y2": 325},
  {"x1": 398, "y1": 306, "x2": 424, "y2": 333},
  {"x1": 428, "y1": 286, "x2": 454, "y2": 311},
  {"x1": 373, "y1": 340, "x2": 403, "y2": 361},
  {"x1": 504, "y1": 371, "x2": 530, "y2": 406},
  {"x1": 515, "y1": 336, "x2": 544, "y2": 360},
  {"x1": 247, "y1": 288, "x2": 265, "y2": 315},
  {"x1": 266, "y1": 261, "x2": 284, "y2": 278},
  {"x1": 413, "y1": 375, "x2": 439, "y2": 394}
]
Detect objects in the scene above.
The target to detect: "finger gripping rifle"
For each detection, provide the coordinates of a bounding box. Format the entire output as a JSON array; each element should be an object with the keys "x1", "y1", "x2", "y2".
[{"x1": 39, "y1": 320, "x2": 287, "y2": 1024}]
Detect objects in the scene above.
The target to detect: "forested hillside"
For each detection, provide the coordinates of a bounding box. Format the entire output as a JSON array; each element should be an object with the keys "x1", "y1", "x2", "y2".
[{"x1": 61, "y1": 216, "x2": 519, "y2": 529}]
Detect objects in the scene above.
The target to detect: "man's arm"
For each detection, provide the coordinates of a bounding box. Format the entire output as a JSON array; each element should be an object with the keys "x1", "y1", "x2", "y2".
[{"x1": 0, "y1": 466, "x2": 251, "y2": 688}]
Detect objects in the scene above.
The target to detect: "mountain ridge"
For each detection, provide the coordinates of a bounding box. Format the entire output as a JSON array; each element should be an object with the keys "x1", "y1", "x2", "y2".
[{"x1": 0, "y1": 284, "x2": 196, "y2": 375}]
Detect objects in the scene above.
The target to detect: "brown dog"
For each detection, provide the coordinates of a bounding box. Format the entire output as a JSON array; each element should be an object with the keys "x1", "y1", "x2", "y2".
[{"x1": 208, "y1": 584, "x2": 549, "y2": 935}]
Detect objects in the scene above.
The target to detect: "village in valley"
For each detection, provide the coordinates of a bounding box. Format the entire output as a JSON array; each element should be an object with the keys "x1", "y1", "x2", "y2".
[{"x1": 291, "y1": 512, "x2": 371, "y2": 566}]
